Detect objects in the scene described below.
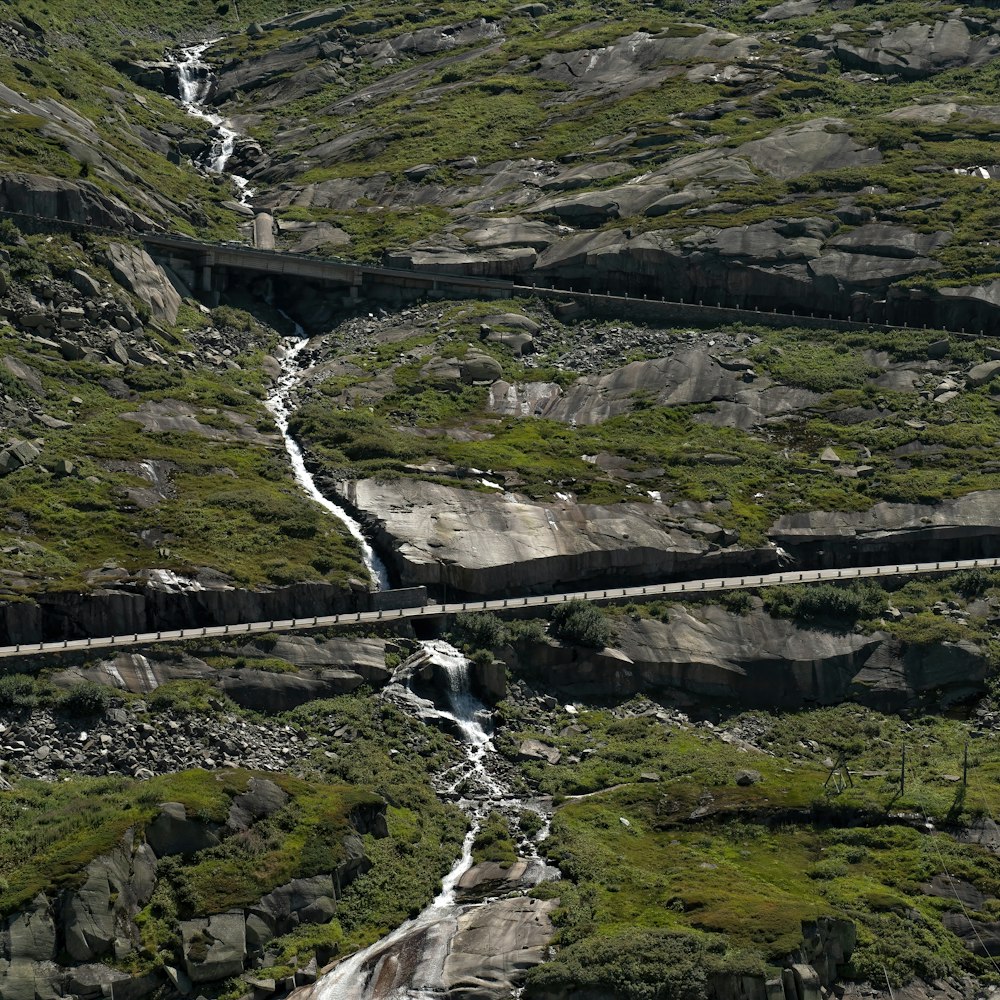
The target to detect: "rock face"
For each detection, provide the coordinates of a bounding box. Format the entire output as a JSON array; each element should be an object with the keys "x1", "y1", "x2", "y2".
[
  {"x1": 0, "y1": 579, "x2": 425, "y2": 646},
  {"x1": 62, "y1": 828, "x2": 157, "y2": 962},
  {"x1": 0, "y1": 173, "x2": 154, "y2": 231},
  {"x1": 0, "y1": 800, "x2": 387, "y2": 999},
  {"x1": 444, "y1": 896, "x2": 558, "y2": 999},
  {"x1": 103, "y1": 243, "x2": 182, "y2": 324},
  {"x1": 336, "y1": 479, "x2": 777, "y2": 597},
  {"x1": 770, "y1": 491, "x2": 1000, "y2": 566},
  {"x1": 511, "y1": 605, "x2": 990, "y2": 710}
]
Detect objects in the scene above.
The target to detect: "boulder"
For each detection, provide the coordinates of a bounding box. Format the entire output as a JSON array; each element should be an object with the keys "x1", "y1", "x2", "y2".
[
  {"x1": 181, "y1": 911, "x2": 247, "y2": 983},
  {"x1": 247, "y1": 876, "x2": 338, "y2": 949},
  {"x1": 517, "y1": 739, "x2": 561, "y2": 765},
  {"x1": 62, "y1": 830, "x2": 157, "y2": 962},
  {"x1": 145, "y1": 802, "x2": 220, "y2": 858},
  {"x1": 967, "y1": 360, "x2": 1000, "y2": 388},
  {"x1": 0, "y1": 440, "x2": 41, "y2": 476},
  {"x1": 103, "y1": 243, "x2": 181, "y2": 325},
  {"x1": 227, "y1": 777, "x2": 288, "y2": 832},
  {"x1": 6, "y1": 895, "x2": 55, "y2": 962}
]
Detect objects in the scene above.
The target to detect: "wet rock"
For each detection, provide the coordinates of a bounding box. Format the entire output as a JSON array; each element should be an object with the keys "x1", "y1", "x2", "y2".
[{"x1": 443, "y1": 896, "x2": 558, "y2": 997}]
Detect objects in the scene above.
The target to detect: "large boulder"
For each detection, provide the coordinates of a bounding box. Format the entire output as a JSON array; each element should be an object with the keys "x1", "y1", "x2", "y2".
[
  {"x1": 145, "y1": 802, "x2": 220, "y2": 858},
  {"x1": 5, "y1": 895, "x2": 56, "y2": 962},
  {"x1": 103, "y1": 243, "x2": 181, "y2": 325},
  {"x1": 227, "y1": 777, "x2": 289, "y2": 833},
  {"x1": 181, "y1": 911, "x2": 247, "y2": 984},
  {"x1": 62, "y1": 830, "x2": 157, "y2": 962},
  {"x1": 246, "y1": 875, "x2": 338, "y2": 951}
]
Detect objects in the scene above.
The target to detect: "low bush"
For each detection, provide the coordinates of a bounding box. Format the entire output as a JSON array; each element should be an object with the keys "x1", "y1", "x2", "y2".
[
  {"x1": 550, "y1": 601, "x2": 616, "y2": 649},
  {"x1": 58, "y1": 681, "x2": 114, "y2": 717},
  {"x1": 762, "y1": 581, "x2": 887, "y2": 624},
  {"x1": 0, "y1": 673, "x2": 43, "y2": 709}
]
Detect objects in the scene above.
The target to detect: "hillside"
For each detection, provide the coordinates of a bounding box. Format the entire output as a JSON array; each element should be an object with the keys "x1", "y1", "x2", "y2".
[{"x1": 2, "y1": 2, "x2": 1000, "y2": 1000}]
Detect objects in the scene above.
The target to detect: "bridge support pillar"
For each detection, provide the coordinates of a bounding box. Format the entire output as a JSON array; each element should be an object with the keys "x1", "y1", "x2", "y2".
[{"x1": 198, "y1": 252, "x2": 216, "y2": 294}]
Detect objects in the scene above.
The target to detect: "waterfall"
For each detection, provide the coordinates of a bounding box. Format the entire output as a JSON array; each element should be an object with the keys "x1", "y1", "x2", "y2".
[
  {"x1": 300, "y1": 640, "x2": 551, "y2": 1000},
  {"x1": 172, "y1": 43, "x2": 254, "y2": 205},
  {"x1": 264, "y1": 323, "x2": 392, "y2": 591}
]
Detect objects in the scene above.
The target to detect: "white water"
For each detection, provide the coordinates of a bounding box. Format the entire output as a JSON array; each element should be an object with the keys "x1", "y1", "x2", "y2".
[
  {"x1": 308, "y1": 640, "x2": 549, "y2": 1000},
  {"x1": 265, "y1": 327, "x2": 392, "y2": 591},
  {"x1": 174, "y1": 43, "x2": 255, "y2": 206}
]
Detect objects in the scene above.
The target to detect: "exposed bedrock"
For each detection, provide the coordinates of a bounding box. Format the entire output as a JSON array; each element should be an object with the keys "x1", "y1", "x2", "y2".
[
  {"x1": 334, "y1": 479, "x2": 780, "y2": 599},
  {"x1": 334, "y1": 480, "x2": 1000, "y2": 601},
  {"x1": 0, "y1": 581, "x2": 426, "y2": 646},
  {"x1": 769, "y1": 491, "x2": 1000, "y2": 567},
  {"x1": 511, "y1": 606, "x2": 990, "y2": 711}
]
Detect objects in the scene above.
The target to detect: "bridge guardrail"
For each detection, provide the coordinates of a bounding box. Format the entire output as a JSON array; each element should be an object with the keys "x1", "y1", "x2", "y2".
[
  {"x1": 1, "y1": 557, "x2": 998, "y2": 660},
  {"x1": 0, "y1": 208, "x2": 983, "y2": 338}
]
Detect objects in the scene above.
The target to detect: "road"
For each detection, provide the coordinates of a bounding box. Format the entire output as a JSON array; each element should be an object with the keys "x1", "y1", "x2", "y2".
[{"x1": 1, "y1": 557, "x2": 997, "y2": 660}]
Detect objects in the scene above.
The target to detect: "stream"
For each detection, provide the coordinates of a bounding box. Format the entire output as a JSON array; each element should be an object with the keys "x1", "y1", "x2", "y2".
[
  {"x1": 264, "y1": 326, "x2": 392, "y2": 590},
  {"x1": 174, "y1": 43, "x2": 254, "y2": 206},
  {"x1": 303, "y1": 639, "x2": 555, "y2": 1000},
  {"x1": 169, "y1": 43, "x2": 556, "y2": 997},
  {"x1": 168, "y1": 42, "x2": 392, "y2": 590}
]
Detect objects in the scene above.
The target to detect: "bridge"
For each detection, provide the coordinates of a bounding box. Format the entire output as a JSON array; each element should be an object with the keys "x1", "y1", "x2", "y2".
[{"x1": 1, "y1": 557, "x2": 997, "y2": 660}]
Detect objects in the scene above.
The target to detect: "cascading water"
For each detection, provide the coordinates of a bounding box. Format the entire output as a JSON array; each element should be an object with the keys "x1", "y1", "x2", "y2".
[
  {"x1": 297, "y1": 640, "x2": 553, "y2": 1000},
  {"x1": 264, "y1": 323, "x2": 392, "y2": 591},
  {"x1": 169, "y1": 42, "x2": 391, "y2": 589},
  {"x1": 173, "y1": 43, "x2": 254, "y2": 206}
]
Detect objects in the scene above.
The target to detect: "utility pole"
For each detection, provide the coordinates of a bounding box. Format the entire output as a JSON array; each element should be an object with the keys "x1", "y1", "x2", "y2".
[
  {"x1": 900, "y1": 745, "x2": 906, "y2": 795},
  {"x1": 963, "y1": 740, "x2": 969, "y2": 787}
]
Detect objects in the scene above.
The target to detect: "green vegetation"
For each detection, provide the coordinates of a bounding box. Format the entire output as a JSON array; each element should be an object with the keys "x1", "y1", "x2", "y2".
[
  {"x1": 293, "y1": 304, "x2": 1000, "y2": 545},
  {"x1": 498, "y1": 702, "x2": 1000, "y2": 991},
  {"x1": 0, "y1": 768, "x2": 378, "y2": 918},
  {"x1": 472, "y1": 810, "x2": 518, "y2": 866},
  {"x1": 549, "y1": 601, "x2": 616, "y2": 649},
  {"x1": 0, "y1": 234, "x2": 369, "y2": 594}
]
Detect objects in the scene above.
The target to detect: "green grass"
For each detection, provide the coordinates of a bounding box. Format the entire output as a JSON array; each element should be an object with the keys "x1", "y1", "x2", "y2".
[
  {"x1": 0, "y1": 237, "x2": 370, "y2": 593},
  {"x1": 291, "y1": 306, "x2": 1000, "y2": 546},
  {"x1": 504, "y1": 702, "x2": 1000, "y2": 991}
]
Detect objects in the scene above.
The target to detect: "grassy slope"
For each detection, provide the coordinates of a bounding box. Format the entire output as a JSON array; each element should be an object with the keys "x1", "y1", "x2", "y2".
[
  {"x1": 184, "y1": 0, "x2": 1000, "y2": 288},
  {"x1": 501, "y1": 703, "x2": 1000, "y2": 993},
  {"x1": 0, "y1": 231, "x2": 367, "y2": 594},
  {"x1": 0, "y1": 688, "x2": 468, "y2": 985},
  {"x1": 292, "y1": 301, "x2": 1000, "y2": 545}
]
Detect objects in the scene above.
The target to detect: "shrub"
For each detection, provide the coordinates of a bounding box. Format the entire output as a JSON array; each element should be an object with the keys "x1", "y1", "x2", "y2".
[
  {"x1": 0, "y1": 673, "x2": 42, "y2": 709},
  {"x1": 527, "y1": 929, "x2": 711, "y2": 1000},
  {"x1": 452, "y1": 612, "x2": 506, "y2": 650},
  {"x1": 58, "y1": 681, "x2": 114, "y2": 717},
  {"x1": 550, "y1": 601, "x2": 616, "y2": 649},
  {"x1": 954, "y1": 569, "x2": 995, "y2": 598},
  {"x1": 762, "y1": 581, "x2": 887, "y2": 624}
]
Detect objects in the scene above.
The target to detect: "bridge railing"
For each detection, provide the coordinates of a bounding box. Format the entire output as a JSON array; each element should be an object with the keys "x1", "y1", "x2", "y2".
[
  {"x1": 1, "y1": 556, "x2": 998, "y2": 660},
  {"x1": 0, "y1": 208, "x2": 981, "y2": 338}
]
